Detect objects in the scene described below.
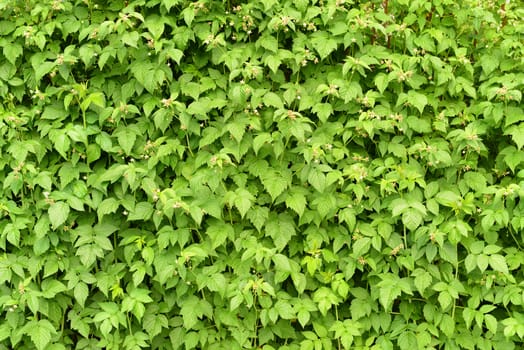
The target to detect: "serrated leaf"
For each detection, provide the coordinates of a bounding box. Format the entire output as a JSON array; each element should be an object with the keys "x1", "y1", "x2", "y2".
[
  {"x1": 35, "y1": 61, "x2": 56, "y2": 81},
  {"x1": 246, "y1": 206, "x2": 269, "y2": 232},
  {"x1": 435, "y1": 191, "x2": 461, "y2": 207},
  {"x1": 285, "y1": 191, "x2": 306, "y2": 217},
  {"x1": 311, "y1": 34, "x2": 338, "y2": 60},
  {"x1": 74, "y1": 282, "x2": 89, "y2": 308},
  {"x1": 261, "y1": 171, "x2": 289, "y2": 201},
  {"x1": 297, "y1": 309, "x2": 310, "y2": 328},
  {"x1": 26, "y1": 320, "x2": 56, "y2": 350},
  {"x1": 97, "y1": 198, "x2": 120, "y2": 221},
  {"x1": 234, "y1": 188, "x2": 254, "y2": 218},
  {"x1": 480, "y1": 55, "x2": 498, "y2": 76},
  {"x1": 374, "y1": 73, "x2": 389, "y2": 93},
  {"x1": 484, "y1": 314, "x2": 498, "y2": 334},
  {"x1": 144, "y1": 313, "x2": 168, "y2": 338},
  {"x1": 438, "y1": 291, "x2": 452, "y2": 310},
  {"x1": 312, "y1": 103, "x2": 333, "y2": 123},
  {"x1": 4, "y1": 43, "x2": 23, "y2": 65},
  {"x1": 463, "y1": 172, "x2": 486, "y2": 191},
  {"x1": 128, "y1": 202, "x2": 154, "y2": 221},
  {"x1": 257, "y1": 34, "x2": 278, "y2": 52},
  {"x1": 263, "y1": 92, "x2": 284, "y2": 109},
  {"x1": 378, "y1": 282, "x2": 401, "y2": 311},
  {"x1": 117, "y1": 129, "x2": 137, "y2": 155},
  {"x1": 206, "y1": 222, "x2": 234, "y2": 248},
  {"x1": 266, "y1": 213, "x2": 296, "y2": 251},
  {"x1": 308, "y1": 167, "x2": 326, "y2": 192},
  {"x1": 408, "y1": 90, "x2": 428, "y2": 114},
  {"x1": 49, "y1": 201, "x2": 70, "y2": 229},
  {"x1": 253, "y1": 133, "x2": 272, "y2": 155},
  {"x1": 402, "y1": 209, "x2": 423, "y2": 230},
  {"x1": 489, "y1": 254, "x2": 509, "y2": 274},
  {"x1": 122, "y1": 31, "x2": 139, "y2": 47},
  {"x1": 145, "y1": 15, "x2": 165, "y2": 39},
  {"x1": 506, "y1": 125, "x2": 524, "y2": 150},
  {"x1": 414, "y1": 271, "x2": 432, "y2": 294}
]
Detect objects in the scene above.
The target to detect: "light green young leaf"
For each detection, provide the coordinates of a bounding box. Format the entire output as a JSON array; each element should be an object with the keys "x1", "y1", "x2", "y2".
[
  {"x1": 266, "y1": 213, "x2": 296, "y2": 251},
  {"x1": 263, "y1": 92, "x2": 284, "y2": 109},
  {"x1": 117, "y1": 129, "x2": 137, "y2": 155},
  {"x1": 402, "y1": 209, "x2": 423, "y2": 230},
  {"x1": 49, "y1": 201, "x2": 70, "y2": 230},
  {"x1": 128, "y1": 202, "x2": 154, "y2": 221},
  {"x1": 26, "y1": 320, "x2": 57, "y2": 350},
  {"x1": 234, "y1": 188, "x2": 254, "y2": 218},
  {"x1": 285, "y1": 191, "x2": 307, "y2": 217},
  {"x1": 407, "y1": 90, "x2": 428, "y2": 114},
  {"x1": 489, "y1": 254, "x2": 509, "y2": 274}
]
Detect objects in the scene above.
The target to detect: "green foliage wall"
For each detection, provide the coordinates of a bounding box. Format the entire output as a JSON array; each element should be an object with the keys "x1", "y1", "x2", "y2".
[{"x1": 0, "y1": 0, "x2": 524, "y2": 349}]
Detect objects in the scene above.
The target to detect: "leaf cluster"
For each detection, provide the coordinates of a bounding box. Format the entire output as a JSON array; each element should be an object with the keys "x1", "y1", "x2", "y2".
[{"x1": 0, "y1": 0, "x2": 524, "y2": 349}]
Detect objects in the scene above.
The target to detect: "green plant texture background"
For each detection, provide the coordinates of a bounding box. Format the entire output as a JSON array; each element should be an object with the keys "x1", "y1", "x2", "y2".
[{"x1": 0, "y1": 0, "x2": 523, "y2": 349}]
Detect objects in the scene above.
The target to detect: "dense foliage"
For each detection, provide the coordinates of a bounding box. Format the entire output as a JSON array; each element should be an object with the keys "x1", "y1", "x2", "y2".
[{"x1": 0, "y1": 0, "x2": 523, "y2": 348}]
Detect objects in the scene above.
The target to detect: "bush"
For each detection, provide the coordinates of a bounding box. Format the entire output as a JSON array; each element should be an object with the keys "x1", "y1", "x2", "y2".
[{"x1": 0, "y1": 0, "x2": 523, "y2": 349}]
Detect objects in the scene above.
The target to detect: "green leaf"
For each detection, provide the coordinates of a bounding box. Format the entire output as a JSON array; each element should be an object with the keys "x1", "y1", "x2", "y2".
[
  {"x1": 506, "y1": 124, "x2": 524, "y2": 150},
  {"x1": 256, "y1": 34, "x2": 278, "y2": 53},
  {"x1": 274, "y1": 300, "x2": 295, "y2": 319},
  {"x1": 463, "y1": 172, "x2": 486, "y2": 191},
  {"x1": 439, "y1": 314, "x2": 455, "y2": 337},
  {"x1": 117, "y1": 129, "x2": 137, "y2": 155},
  {"x1": 49, "y1": 201, "x2": 70, "y2": 230},
  {"x1": 312, "y1": 103, "x2": 333, "y2": 123},
  {"x1": 297, "y1": 309, "x2": 310, "y2": 328},
  {"x1": 206, "y1": 222, "x2": 234, "y2": 249},
  {"x1": 308, "y1": 167, "x2": 326, "y2": 193},
  {"x1": 407, "y1": 90, "x2": 428, "y2": 114},
  {"x1": 285, "y1": 191, "x2": 307, "y2": 217},
  {"x1": 413, "y1": 270, "x2": 432, "y2": 295},
  {"x1": 263, "y1": 92, "x2": 284, "y2": 109},
  {"x1": 479, "y1": 55, "x2": 499, "y2": 75},
  {"x1": 374, "y1": 73, "x2": 390, "y2": 93},
  {"x1": 144, "y1": 313, "x2": 168, "y2": 338},
  {"x1": 98, "y1": 164, "x2": 127, "y2": 183},
  {"x1": 310, "y1": 34, "x2": 338, "y2": 60},
  {"x1": 261, "y1": 171, "x2": 290, "y2": 201},
  {"x1": 35, "y1": 61, "x2": 56, "y2": 81},
  {"x1": 246, "y1": 206, "x2": 269, "y2": 232},
  {"x1": 266, "y1": 213, "x2": 296, "y2": 251},
  {"x1": 489, "y1": 254, "x2": 509, "y2": 274},
  {"x1": 438, "y1": 290, "x2": 453, "y2": 310},
  {"x1": 145, "y1": 15, "x2": 165, "y2": 39},
  {"x1": 97, "y1": 198, "x2": 120, "y2": 221},
  {"x1": 377, "y1": 278, "x2": 402, "y2": 311},
  {"x1": 4, "y1": 43, "x2": 23, "y2": 65},
  {"x1": 26, "y1": 320, "x2": 57, "y2": 350},
  {"x1": 128, "y1": 202, "x2": 154, "y2": 221},
  {"x1": 435, "y1": 191, "x2": 461, "y2": 207},
  {"x1": 0, "y1": 323, "x2": 10, "y2": 342},
  {"x1": 402, "y1": 209, "x2": 423, "y2": 230},
  {"x1": 234, "y1": 188, "x2": 254, "y2": 218},
  {"x1": 484, "y1": 314, "x2": 498, "y2": 334},
  {"x1": 253, "y1": 133, "x2": 272, "y2": 155},
  {"x1": 122, "y1": 31, "x2": 140, "y2": 48},
  {"x1": 74, "y1": 282, "x2": 89, "y2": 308}
]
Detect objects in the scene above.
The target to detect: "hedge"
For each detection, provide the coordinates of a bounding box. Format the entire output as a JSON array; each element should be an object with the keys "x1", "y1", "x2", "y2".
[{"x1": 0, "y1": 0, "x2": 523, "y2": 349}]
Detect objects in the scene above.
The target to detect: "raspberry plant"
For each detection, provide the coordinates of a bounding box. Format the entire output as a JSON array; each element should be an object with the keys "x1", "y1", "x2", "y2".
[{"x1": 0, "y1": 0, "x2": 523, "y2": 349}]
